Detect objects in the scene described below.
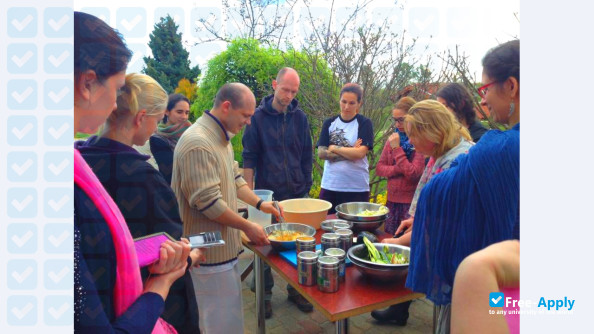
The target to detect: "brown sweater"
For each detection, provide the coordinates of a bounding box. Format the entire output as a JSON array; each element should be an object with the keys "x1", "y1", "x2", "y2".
[{"x1": 172, "y1": 112, "x2": 247, "y2": 265}]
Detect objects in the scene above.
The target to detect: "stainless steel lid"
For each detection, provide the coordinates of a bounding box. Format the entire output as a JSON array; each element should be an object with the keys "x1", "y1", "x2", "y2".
[
  {"x1": 297, "y1": 251, "x2": 318, "y2": 261},
  {"x1": 317, "y1": 255, "x2": 339, "y2": 267},
  {"x1": 321, "y1": 233, "x2": 340, "y2": 241},
  {"x1": 296, "y1": 236, "x2": 316, "y2": 244},
  {"x1": 324, "y1": 248, "x2": 346, "y2": 259},
  {"x1": 334, "y1": 229, "x2": 353, "y2": 237}
]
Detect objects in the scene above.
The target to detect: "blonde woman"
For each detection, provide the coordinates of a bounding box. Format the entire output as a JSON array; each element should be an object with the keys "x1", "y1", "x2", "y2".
[
  {"x1": 386, "y1": 100, "x2": 474, "y2": 245},
  {"x1": 373, "y1": 100, "x2": 473, "y2": 325},
  {"x1": 76, "y1": 73, "x2": 203, "y2": 333}
]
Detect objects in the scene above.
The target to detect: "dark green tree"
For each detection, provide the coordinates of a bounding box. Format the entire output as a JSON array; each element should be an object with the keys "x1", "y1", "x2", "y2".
[{"x1": 143, "y1": 15, "x2": 200, "y2": 93}]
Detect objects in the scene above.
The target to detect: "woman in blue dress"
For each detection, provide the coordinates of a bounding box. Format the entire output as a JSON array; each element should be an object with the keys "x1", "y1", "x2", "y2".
[{"x1": 405, "y1": 39, "x2": 520, "y2": 333}]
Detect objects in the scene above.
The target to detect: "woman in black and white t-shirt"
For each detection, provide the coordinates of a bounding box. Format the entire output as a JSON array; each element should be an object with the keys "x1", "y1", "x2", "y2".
[{"x1": 317, "y1": 83, "x2": 374, "y2": 213}]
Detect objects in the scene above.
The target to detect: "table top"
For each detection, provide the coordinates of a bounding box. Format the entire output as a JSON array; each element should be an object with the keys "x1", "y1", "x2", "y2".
[{"x1": 243, "y1": 226, "x2": 424, "y2": 322}]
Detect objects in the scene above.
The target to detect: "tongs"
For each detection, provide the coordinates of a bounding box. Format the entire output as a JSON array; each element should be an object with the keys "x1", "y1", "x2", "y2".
[{"x1": 273, "y1": 201, "x2": 287, "y2": 239}]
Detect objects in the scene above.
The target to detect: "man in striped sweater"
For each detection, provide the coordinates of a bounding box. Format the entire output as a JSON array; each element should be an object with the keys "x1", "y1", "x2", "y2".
[{"x1": 172, "y1": 83, "x2": 280, "y2": 333}]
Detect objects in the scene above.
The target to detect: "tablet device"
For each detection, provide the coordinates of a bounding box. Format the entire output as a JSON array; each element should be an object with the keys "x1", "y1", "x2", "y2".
[{"x1": 134, "y1": 232, "x2": 176, "y2": 267}]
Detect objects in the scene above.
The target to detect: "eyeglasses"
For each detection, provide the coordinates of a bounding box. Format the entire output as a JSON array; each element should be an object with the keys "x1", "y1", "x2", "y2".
[
  {"x1": 477, "y1": 81, "x2": 497, "y2": 98},
  {"x1": 392, "y1": 117, "x2": 405, "y2": 123}
]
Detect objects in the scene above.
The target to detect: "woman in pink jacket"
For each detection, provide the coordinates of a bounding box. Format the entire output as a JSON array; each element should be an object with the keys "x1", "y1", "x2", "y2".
[{"x1": 375, "y1": 97, "x2": 425, "y2": 235}]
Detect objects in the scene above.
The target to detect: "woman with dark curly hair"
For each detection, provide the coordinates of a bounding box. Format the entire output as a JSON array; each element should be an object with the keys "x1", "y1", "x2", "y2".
[{"x1": 436, "y1": 82, "x2": 488, "y2": 142}]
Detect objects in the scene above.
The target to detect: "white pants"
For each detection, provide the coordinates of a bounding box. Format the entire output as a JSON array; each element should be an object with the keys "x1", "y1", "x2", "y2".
[{"x1": 190, "y1": 259, "x2": 244, "y2": 334}]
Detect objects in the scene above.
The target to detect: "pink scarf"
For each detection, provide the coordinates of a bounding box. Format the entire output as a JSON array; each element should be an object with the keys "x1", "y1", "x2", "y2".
[{"x1": 74, "y1": 149, "x2": 175, "y2": 333}]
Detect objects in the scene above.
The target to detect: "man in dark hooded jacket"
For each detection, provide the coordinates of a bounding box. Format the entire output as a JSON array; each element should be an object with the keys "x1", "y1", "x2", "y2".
[{"x1": 242, "y1": 67, "x2": 314, "y2": 317}]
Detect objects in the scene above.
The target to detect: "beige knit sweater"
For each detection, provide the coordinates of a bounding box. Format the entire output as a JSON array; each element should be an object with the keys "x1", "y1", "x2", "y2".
[{"x1": 172, "y1": 112, "x2": 247, "y2": 265}]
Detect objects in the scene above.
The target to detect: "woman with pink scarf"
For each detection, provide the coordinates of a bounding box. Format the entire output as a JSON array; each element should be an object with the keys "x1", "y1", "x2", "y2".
[{"x1": 74, "y1": 11, "x2": 189, "y2": 333}]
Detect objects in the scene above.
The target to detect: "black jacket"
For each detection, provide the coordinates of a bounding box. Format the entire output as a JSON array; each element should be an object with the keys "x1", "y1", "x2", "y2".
[
  {"x1": 242, "y1": 95, "x2": 313, "y2": 201},
  {"x1": 150, "y1": 134, "x2": 175, "y2": 185},
  {"x1": 75, "y1": 136, "x2": 199, "y2": 334}
]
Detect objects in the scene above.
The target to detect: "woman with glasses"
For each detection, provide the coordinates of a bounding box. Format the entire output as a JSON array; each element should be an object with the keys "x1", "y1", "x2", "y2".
[
  {"x1": 317, "y1": 83, "x2": 374, "y2": 213},
  {"x1": 372, "y1": 99, "x2": 473, "y2": 325},
  {"x1": 375, "y1": 97, "x2": 425, "y2": 236},
  {"x1": 436, "y1": 82, "x2": 489, "y2": 142},
  {"x1": 405, "y1": 40, "x2": 520, "y2": 333}
]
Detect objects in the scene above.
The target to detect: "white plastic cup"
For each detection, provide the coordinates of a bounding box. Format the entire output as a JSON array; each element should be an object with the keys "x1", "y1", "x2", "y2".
[{"x1": 248, "y1": 189, "x2": 274, "y2": 226}]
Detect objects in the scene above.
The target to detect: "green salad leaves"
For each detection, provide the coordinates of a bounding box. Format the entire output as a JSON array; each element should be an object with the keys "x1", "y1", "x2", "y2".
[{"x1": 363, "y1": 237, "x2": 409, "y2": 264}]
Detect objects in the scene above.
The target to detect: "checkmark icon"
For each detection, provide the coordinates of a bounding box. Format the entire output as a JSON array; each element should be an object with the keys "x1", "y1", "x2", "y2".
[
  {"x1": 83, "y1": 16, "x2": 102, "y2": 32},
  {"x1": 12, "y1": 230, "x2": 34, "y2": 247},
  {"x1": 12, "y1": 303, "x2": 34, "y2": 320},
  {"x1": 121, "y1": 195, "x2": 142, "y2": 212},
  {"x1": 48, "y1": 195, "x2": 69, "y2": 211},
  {"x1": 48, "y1": 266, "x2": 69, "y2": 283},
  {"x1": 159, "y1": 198, "x2": 177, "y2": 211},
  {"x1": 48, "y1": 158, "x2": 70, "y2": 175},
  {"x1": 85, "y1": 304, "x2": 102, "y2": 319},
  {"x1": 414, "y1": 15, "x2": 435, "y2": 32},
  {"x1": 12, "y1": 195, "x2": 34, "y2": 212},
  {"x1": 12, "y1": 15, "x2": 34, "y2": 31},
  {"x1": 84, "y1": 51, "x2": 105, "y2": 67},
  {"x1": 12, "y1": 159, "x2": 34, "y2": 176},
  {"x1": 48, "y1": 231, "x2": 69, "y2": 247},
  {"x1": 84, "y1": 231, "x2": 106, "y2": 247},
  {"x1": 129, "y1": 53, "x2": 143, "y2": 67},
  {"x1": 84, "y1": 266, "x2": 106, "y2": 282},
  {"x1": 12, "y1": 51, "x2": 34, "y2": 68},
  {"x1": 121, "y1": 161, "x2": 142, "y2": 175},
  {"x1": 48, "y1": 87, "x2": 69, "y2": 103},
  {"x1": 12, "y1": 87, "x2": 34, "y2": 104},
  {"x1": 48, "y1": 123, "x2": 69, "y2": 139},
  {"x1": 48, "y1": 14, "x2": 69, "y2": 31},
  {"x1": 489, "y1": 292, "x2": 505, "y2": 307},
  {"x1": 121, "y1": 15, "x2": 142, "y2": 31},
  {"x1": 48, "y1": 50, "x2": 69, "y2": 67},
  {"x1": 12, "y1": 123, "x2": 34, "y2": 139},
  {"x1": 48, "y1": 302, "x2": 69, "y2": 319},
  {"x1": 12, "y1": 266, "x2": 34, "y2": 283}
]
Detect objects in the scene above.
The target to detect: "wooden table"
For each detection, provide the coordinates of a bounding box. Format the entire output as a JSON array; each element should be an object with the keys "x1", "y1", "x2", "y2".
[{"x1": 243, "y1": 226, "x2": 424, "y2": 333}]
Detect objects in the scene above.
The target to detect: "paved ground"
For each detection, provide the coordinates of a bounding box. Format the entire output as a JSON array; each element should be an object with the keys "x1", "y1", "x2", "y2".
[{"x1": 239, "y1": 251, "x2": 434, "y2": 334}]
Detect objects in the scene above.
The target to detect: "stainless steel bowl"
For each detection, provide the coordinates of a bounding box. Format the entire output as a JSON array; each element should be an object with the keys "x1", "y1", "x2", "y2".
[
  {"x1": 320, "y1": 219, "x2": 353, "y2": 232},
  {"x1": 349, "y1": 219, "x2": 385, "y2": 232},
  {"x1": 264, "y1": 223, "x2": 316, "y2": 251},
  {"x1": 335, "y1": 202, "x2": 389, "y2": 222},
  {"x1": 347, "y1": 243, "x2": 409, "y2": 281}
]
